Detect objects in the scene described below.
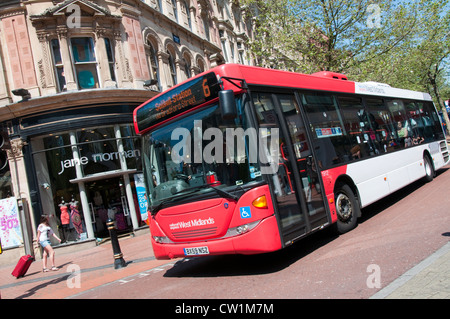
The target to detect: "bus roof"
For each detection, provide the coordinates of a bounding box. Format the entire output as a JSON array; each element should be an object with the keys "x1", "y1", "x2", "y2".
[
  {"x1": 134, "y1": 64, "x2": 433, "y2": 134},
  {"x1": 214, "y1": 64, "x2": 432, "y2": 101}
]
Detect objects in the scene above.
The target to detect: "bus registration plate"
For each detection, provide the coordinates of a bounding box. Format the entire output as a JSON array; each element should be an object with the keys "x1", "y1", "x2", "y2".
[{"x1": 184, "y1": 246, "x2": 209, "y2": 256}]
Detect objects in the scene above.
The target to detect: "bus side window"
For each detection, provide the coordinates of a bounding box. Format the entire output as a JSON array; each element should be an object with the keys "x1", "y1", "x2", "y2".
[
  {"x1": 365, "y1": 98, "x2": 397, "y2": 153},
  {"x1": 337, "y1": 96, "x2": 378, "y2": 159},
  {"x1": 386, "y1": 99, "x2": 409, "y2": 149},
  {"x1": 301, "y1": 93, "x2": 348, "y2": 167},
  {"x1": 404, "y1": 101, "x2": 422, "y2": 147},
  {"x1": 417, "y1": 101, "x2": 445, "y2": 141}
]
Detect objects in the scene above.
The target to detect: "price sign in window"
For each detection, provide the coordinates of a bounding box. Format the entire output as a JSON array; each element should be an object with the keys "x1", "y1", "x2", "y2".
[{"x1": 0, "y1": 198, "x2": 23, "y2": 249}]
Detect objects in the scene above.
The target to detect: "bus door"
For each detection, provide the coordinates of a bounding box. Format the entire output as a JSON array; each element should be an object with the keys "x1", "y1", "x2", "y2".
[{"x1": 252, "y1": 92, "x2": 328, "y2": 244}]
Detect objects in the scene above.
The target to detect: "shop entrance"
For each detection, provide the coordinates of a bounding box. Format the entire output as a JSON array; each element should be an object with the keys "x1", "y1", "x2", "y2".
[{"x1": 86, "y1": 176, "x2": 132, "y2": 238}]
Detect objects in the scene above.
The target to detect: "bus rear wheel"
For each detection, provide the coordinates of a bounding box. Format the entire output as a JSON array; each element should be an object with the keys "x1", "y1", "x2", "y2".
[
  {"x1": 423, "y1": 155, "x2": 434, "y2": 183},
  {"x1": 334, "y1": 184, "x2": 359, "y2": 234}
]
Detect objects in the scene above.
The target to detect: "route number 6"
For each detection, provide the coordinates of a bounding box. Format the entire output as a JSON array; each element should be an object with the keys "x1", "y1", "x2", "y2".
[{"x1": 202, "y1": 79, "x2": 211, "y2": 97}]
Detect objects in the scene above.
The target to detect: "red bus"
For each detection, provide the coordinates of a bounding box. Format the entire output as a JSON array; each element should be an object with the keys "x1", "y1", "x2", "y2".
[{"x1": 134, "y1": 64, "x2": 449, "y2": 260}]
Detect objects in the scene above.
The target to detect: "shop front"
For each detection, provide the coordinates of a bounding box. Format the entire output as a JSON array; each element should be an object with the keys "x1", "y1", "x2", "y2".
[{"x1": 31, "y1": 123, "x2": 147, "y2": 245}]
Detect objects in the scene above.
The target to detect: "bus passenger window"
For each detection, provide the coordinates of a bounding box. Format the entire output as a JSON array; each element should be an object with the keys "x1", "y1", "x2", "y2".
[
  {"x1": 365, "y1": 98, "x2": 397, "y2": 153},
  {"x1": 416, "y1": 101, "x2": 445, "y2": 141},
  {"x1": 404, "y1": 101, "x2": 422, "y2": 147},
  {"x1": 301, "y1": 93, "x2": 348, "y2": 166},
  {"x1": 338, "y1": 96, "x2": 379, "y2": 159},
  {"x1": 387, "y1": 99, "x2": 411, "y2": 148}
]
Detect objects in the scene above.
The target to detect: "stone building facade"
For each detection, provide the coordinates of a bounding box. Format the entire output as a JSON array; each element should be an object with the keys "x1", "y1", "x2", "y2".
[{"x1": 0, "y1": 0, "x2": 254, "y2": 261}]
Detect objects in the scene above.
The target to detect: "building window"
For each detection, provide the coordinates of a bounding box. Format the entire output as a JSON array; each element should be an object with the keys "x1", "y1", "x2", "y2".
[
  {"x1": 202, "y1": 15, "x2": 210, "y2": 41},
  {"x1": 171, "y1": 0, "x2": 178, "y2": 23},
  {"x1": 197, "y1": 59, "x2": 205, "y2": 73},
  {"x1": 50, "y1": 39, "x2": 66, "y2": 92},
  {"x1": 31, "y1": 124, "x2": 143, "y2": 243},
  {"x1": 237, "y1": 42, "x2": 246, "y2": 64},
  {"x1": 104, "y1": 38, "x2": 116, "y2": 83},
  {"x1": 219, "y1": 30, "x2": 229, "y2": 62},
  {"x1": 168, "y1": 50, "x2": 177, "y2": 86},
  {"x1": 151, "y1": 0, "x2": 163, "y2": 11},
  {"x1": 230, "y1": 41, "x2": 235, "y2": 62},
  {"x1": 183, "y1": 56, "x2": 191, "y2": 79},
  {"x1": 184, "y1": 1, "x2": 192, "y2": 30},
  {"x1": 70, "y1": 37, "x2": 99, "y2": 90},
  {"x1": 146, "y1": 41, "x2": 161, "y2": 91}
]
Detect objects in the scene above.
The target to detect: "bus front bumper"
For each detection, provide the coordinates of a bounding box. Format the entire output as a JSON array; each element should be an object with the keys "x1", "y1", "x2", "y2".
[{"x1": 150, "y1": 216, "x2": 282, "y2": 260}]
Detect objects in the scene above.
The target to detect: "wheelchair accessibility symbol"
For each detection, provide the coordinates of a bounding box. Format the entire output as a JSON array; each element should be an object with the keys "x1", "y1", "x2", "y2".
[{"x1": 240, "y1": 206, "x2": 252, "y2": 219}]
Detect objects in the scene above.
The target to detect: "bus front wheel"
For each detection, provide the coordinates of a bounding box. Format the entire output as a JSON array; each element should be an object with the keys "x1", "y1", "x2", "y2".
[{"x1": 334, "y1": 184, "x2": 359, "y2": 234}]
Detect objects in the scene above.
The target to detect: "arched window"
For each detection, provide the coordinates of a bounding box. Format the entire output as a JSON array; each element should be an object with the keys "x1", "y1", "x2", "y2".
[
  {"x1": 168, "y1": 50, "x2": 177, "y2": 86},
  {"x1": 146, "y1": 40, "x2": 160, "y2": 91},
  {"x1": 183, "y1": 53, "x2": 192, "y2": 79},
  {"x1": 202, "y1": 15, "x2": 210, "y2": 41},
  {"x1": 197, "y1": 58, "x2": 205, "y2": 73}
]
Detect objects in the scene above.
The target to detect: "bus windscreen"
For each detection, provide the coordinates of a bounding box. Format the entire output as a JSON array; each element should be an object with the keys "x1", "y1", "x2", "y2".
[{"x1": 134, "y1": 72, "x2": 220, "y2": 134}]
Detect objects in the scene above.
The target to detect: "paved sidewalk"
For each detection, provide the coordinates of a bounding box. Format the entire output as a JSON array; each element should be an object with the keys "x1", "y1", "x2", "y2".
[
  {"x1": 1, "y1": 227, "x2": 449, "y2": 299},
  {"x1": 371, "y1": 241, "x2": 450, "y2": 299},
  {"x1": 0, "y1": 228, "x2": 179, "y2": 299}
]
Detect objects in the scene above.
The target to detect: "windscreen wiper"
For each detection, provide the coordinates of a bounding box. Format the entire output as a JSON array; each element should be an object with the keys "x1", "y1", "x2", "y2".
[
  {"x1": 150, "y1": 198, "x2": 171, "y2": 217},
  {"x1": 150, "y1": 192, "x2": 197, "y2": 216},
  {"x1": 173, "y1": 183, "x2": 239, "y2": 201},
  {"x1": 151, "y1": 184, "x2": 239, "y2": 216}
]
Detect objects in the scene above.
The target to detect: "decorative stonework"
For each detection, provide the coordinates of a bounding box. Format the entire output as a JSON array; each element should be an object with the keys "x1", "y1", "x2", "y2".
[{"x1": 7, "y1": 138, "x2": 28, "y2": 159}]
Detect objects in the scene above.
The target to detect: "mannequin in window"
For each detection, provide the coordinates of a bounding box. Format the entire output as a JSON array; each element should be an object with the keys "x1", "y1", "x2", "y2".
[
  {"x1": 70, "y1": 195, "x2": 83, "y2": 240},
  {"x1": 59, "y1": 197, "x2": 70, "y2": 243},
  {"x1": 94, "y1": 191, "x2": 103, "y2": 206}
]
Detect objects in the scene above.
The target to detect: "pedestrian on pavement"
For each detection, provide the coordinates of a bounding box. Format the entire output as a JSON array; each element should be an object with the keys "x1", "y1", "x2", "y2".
[{"x1": 36, "y1": 215, "x2": 61, "y2": 272}]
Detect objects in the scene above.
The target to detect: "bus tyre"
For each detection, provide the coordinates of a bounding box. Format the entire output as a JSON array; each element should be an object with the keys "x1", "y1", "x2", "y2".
[
  {"x1": 423, "y1": 155, "x2": 434, "y2": 183},
  {"x1": 334, "y1": 184, "x2": 360, "y2": 234}
]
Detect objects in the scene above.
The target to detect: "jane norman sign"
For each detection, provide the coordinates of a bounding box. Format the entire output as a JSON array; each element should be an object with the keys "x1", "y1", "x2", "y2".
[{"x1": 58, "y1": 149, "x2": 141, "y2": 175}]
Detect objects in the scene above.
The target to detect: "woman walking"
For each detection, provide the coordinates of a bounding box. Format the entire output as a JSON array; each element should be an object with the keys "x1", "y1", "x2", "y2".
[{"x1": 36, "y1": 215, "x2": 61, "y2": 272}]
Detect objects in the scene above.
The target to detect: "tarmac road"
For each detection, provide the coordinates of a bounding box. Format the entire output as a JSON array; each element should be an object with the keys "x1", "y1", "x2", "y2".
[
  {"x1": 1, "y1": 167, "x2": 449, "y2": 300},
  {"x1": 70, "y1": 168, "x2": 450, "y2": 299}
]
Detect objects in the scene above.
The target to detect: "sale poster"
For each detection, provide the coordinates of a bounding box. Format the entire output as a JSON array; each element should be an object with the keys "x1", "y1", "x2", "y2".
[
  {"x1": 0, "y1": 197, "x2": 23, "y2": 249},
  {"x1": 134, "y1": 174, "x2": 149, "y2": 224}
]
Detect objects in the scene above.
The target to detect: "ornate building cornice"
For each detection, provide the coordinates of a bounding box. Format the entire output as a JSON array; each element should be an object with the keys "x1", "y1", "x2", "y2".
[
  {"x1": 0, "y1": 8, "x2": 26, "y2": 20},
  {"x1": 7, "y1": 138, "x2": 28, "y2": 159}
]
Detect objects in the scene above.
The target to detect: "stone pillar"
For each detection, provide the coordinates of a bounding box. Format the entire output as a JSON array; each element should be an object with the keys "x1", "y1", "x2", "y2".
[
  {"x1": 57, "y1": 26, "x2": 78, "y2": 91},
  {"x1": 114, "y1": 124, "x2": 138, "y2": 230},
  {"x1": 7, "y1": 138, "x2": 35, "y2": 234},
  {"x1": 69, "y1": 131, "x2": 94, "y2": 239}
]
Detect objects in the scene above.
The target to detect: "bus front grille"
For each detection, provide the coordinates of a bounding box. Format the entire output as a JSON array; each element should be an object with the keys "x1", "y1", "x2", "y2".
[{"x1": 171, "y1": 227, "x2": 218, "y2": 240}]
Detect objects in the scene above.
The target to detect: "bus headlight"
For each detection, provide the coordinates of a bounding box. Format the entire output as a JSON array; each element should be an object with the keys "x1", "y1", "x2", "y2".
[
  {"x1": 224, "y1": 220, "x2": 260, "y2": 238},
  {"x1": 236, "y1": 224, "x2": 249, "y2": 234},
  {"x1": 153, "y1": 236, "x2": 173, "y2": 244}
]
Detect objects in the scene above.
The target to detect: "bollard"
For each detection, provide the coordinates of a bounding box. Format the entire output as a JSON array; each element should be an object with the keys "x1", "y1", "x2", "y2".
[{"x1": 106, "y1": 218, "x2": 127, "y2": 269}]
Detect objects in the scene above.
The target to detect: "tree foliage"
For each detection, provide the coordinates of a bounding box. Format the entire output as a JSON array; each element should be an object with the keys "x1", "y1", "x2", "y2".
[{"x1": 242, "y1": 0, "x2": 450, "y2": 131}]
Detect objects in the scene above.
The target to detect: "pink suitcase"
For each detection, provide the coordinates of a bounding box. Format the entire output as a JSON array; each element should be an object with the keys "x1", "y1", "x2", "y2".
[{"x1": 11, "y1": 255, "x2": 34, "y2": 278}]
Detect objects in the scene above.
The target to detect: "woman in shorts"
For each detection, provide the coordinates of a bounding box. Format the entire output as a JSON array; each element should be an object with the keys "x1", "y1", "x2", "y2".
[{"x1": 36, "y1": 215, "x2": 61, "y2": 272}]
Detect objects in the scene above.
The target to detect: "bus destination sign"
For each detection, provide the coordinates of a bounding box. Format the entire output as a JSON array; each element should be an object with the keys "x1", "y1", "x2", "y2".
[{"x1": 135, "y1": 72, "x2": 220, "y2": 133}]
